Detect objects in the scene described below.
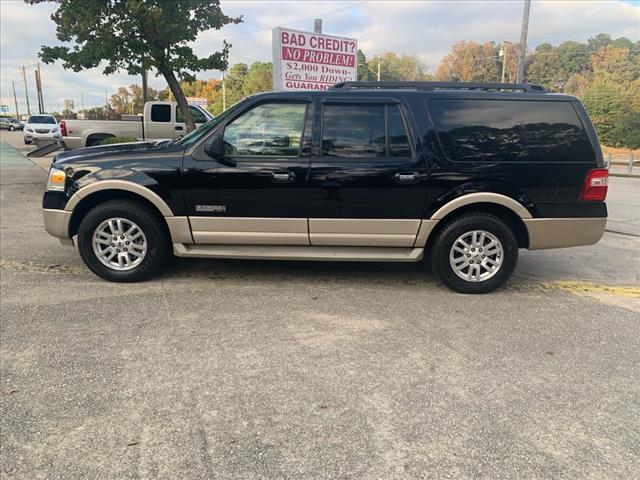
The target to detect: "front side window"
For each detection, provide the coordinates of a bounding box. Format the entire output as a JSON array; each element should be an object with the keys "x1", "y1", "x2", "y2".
[
  {"x1": 223, "y1": 103, "x2": 306, "y2": 157},
  {"x1": 151, "y1": 104, "x2": 171, "y2": 123}
]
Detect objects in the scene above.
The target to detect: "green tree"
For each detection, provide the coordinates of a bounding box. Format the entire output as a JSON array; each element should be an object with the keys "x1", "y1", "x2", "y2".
[
  {"x1": 581, "y1": 79, "x2": 628, "y2": 146},
  {"x1": 26, "y1": 0, "x2": 241, "y2": 132},
  {"x1": 357, "y1": 49, "x2": 376, "y2": 81},
  {"x1": 242, "y1": 62, "x2": 273, "y2": 96},
  {"x1": 369, "y1": 52, "x2": 432, "y2": 81},
  {"x1": 526, "y1": 41, "x2": 591, "y2": 90},
  {"x1": 435, "y1": 41, "x2": 500, "y2": 82}
]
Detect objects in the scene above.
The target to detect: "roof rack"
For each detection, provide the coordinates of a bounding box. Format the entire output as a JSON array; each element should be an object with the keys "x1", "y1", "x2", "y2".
[{"x1": 329, "y1": 81, "x2": 547, "y2": 93}]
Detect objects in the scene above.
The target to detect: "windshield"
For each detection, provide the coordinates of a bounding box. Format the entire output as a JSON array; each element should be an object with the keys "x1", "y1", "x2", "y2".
[
  {"x1": 28, "y1": 116, "x2": 56, "y2": 124},
  {"x1": 175, "y1": 99, "x2": 248, "y2": 148}
]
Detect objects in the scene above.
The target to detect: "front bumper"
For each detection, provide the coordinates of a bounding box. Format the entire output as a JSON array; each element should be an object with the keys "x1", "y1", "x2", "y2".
[
  {"x1": 43, "y1": 208, "x2": 73, "y2": 245},
  {"x1": 24, "y1": 132, "x2": 62, "y2": 141}
]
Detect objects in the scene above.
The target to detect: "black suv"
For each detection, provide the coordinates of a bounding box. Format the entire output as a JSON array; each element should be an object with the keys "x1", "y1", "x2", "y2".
[{"x1": 43, "y1": 81, "x2": 608, "y2": 293}]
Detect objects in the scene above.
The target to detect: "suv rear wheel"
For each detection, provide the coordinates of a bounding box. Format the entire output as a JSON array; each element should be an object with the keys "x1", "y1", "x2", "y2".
[
  {"x1": 430, "y1": 213, "x2": 518, "y2": 294},
  {"x1": 77, "y1": 199, "x2": 170, "y2": 282}
]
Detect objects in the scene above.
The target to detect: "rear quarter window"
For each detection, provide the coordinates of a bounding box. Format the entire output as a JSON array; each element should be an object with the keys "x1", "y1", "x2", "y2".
[{"x1": 428, "y1": 99, "x2": 595, "y2": 163}]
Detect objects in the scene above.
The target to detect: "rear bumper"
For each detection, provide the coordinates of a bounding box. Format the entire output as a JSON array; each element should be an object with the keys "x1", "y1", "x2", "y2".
[
  {"x1": 523, "y1": 217, "x2": 607, "y2": 250},
  {"x1": 61, "y1": 136, "x2": 82, "y2": 149},
  {"x1": 43, "y1": 208, "x2": 72, "y2": 244}
]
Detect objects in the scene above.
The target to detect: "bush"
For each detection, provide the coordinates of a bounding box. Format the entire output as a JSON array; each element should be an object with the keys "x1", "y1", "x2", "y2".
[
  {"x1": 99, "y1": 136, "x2": 138, "y2": 145},
  {"x1": 609, "y1": 112, "x2": 640, "y2": 150}
]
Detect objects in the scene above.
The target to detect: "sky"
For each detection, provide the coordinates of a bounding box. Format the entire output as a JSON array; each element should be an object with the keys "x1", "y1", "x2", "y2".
[{"x1": 1, "y1": 0, "x2": 638, "y2": 114}]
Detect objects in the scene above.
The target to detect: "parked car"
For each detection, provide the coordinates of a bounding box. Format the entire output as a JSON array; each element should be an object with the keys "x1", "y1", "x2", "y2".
[
  {"x1": 24, "y1": 114, "x2": 61, "y2": 144},
  {"x1": 0, "y1": 117, "x2": 24, "y2": 131},
  {"x1": 42, "y1": 81, "x2": 608, "y2": 293},
  {"x1": 60, "y1": 101, "x2": 213, "y2": 148}
]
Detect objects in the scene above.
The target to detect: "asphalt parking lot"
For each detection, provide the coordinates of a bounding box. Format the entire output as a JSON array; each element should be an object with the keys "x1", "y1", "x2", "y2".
[{"x1": 1, "y1": 130, "x2": 639, "y2": 479}]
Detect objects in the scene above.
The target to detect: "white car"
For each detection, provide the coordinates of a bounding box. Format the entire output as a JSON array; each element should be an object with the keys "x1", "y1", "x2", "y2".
[{"x1": 23, "y1": 115, "x2": 61, "y2": 145}]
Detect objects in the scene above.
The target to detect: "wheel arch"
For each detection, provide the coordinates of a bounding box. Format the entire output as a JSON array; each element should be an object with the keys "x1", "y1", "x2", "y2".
[
  {"x1": 67, "y1": 189, "x2": 169, "y2": 239},
  {"x1": 83, "y1": 131, "x2": 117, "y2": 147},
  {"x1": 419, "y1": 195, "x2": 531, "y2": 250}
]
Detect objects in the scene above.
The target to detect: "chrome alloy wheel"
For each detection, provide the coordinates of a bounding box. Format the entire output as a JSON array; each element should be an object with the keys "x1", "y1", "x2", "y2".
[
  {"x1": 92, "y1": 218, "x2": 147, "y2": 271},
  {"x1": 449, "y1": 230, "x2": 503, "y2": 283}
]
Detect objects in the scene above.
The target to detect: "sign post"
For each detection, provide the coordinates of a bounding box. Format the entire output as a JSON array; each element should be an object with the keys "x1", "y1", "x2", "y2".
[{"x1": 272, "y1": 27, "x2": 357, "y2": 91}]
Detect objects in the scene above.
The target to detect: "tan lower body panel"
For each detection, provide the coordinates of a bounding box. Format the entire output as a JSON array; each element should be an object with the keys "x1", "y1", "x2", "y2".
[
  {"x1": 165, "y1": 216, "x2": 193, "y2": 244},
  {"x1": 524, "y1": 217, "x2": 606, "y2": 250},
  {"x1": 309, "y1": 219, "x2": 421, "y2": 247},
  {"x1": 43, "y1": 208, "x2": 72, "y2": 238},
  {"x1": 189, "y1": 217, "x2": 309, "y2": 245},
  {"x1": 173, "y1": 243, "x2": 424, "y2": 262}
]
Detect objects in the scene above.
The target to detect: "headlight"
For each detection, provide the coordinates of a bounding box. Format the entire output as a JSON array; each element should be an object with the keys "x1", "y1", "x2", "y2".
[
  {"x1": 51, "y1": 127, "x2": 58, "y2": 132},
  {"x1": 47, "y1": 167, "x2": 66, "y2": 191},
  {"x1": 25, "y1": 128, "x2": 33, "y2": 132}
]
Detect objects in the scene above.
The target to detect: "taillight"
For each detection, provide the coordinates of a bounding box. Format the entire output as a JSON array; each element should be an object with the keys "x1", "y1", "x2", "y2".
[
  {"x1": 59, "y1": 120, "x2": 67, "y2": 137},
  {"x1": 580, "y1": 168, "x2": 608, "y2": 201}
]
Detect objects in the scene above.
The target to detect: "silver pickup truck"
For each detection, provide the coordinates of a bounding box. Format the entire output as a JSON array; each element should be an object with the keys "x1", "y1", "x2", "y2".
[{"x1": 60, "y1": 101, "x2": 213, "y2": 148}]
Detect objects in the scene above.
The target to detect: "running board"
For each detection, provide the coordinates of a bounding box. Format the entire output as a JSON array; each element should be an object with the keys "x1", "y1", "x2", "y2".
[{"x1": 173, "y1": 244, "x2": 424, "y2": 262}]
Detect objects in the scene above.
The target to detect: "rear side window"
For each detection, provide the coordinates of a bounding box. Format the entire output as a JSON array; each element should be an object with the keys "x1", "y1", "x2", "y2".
[
  {"x1": 151, "y1": 104, "x2": 171, "y2": 122},
  {"x1": 322, "y1": 104, "x2": 386, "y2": 158},
  {"x1": 321, "y1": 104, "x2": 412, "y2": 158},
  {"x1": 428, "y1": 99, "x2": 594, "y2": 163},
  {"x1": 388, "y1": 105, "x2": 411, "y2": 157}
]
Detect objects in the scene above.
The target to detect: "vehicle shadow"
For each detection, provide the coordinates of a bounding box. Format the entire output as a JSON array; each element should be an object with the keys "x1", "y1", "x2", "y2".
[{"x1": 156, "y1": 256, "x2": 538, "y2": 291}]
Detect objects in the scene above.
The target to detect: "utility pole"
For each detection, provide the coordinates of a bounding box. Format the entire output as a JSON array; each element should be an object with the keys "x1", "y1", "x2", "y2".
[
  {"x1": 21, "y1": 66, "x2": 31, "y2": 115},
  {"x1": 34, "y1": 68, "x2": 43, "y2": 113},
  {"x1": 12, "y1": 80, "x2": 20, "y2": 119},
  {"x1": 81, "y1": 92, "x2": 85, "y2": 113},
  {"x1": 377, "y1": 60, "x2": 381, "y2": 81},
  {"x1": 516, "y1": 0, "x2": 531, "y2": 83},
  {"x1": 222, "y1": 71, "x2": 226, "y2": 111},
  {"x1": 314, "y1": 18, "x2": 322, "y2": 34},
  {"x1": 142, "y1": 67, "x2": 148, "y2": 105},
  {"x1": 36, "y1": 63, "x2": 44, "y2": 113}
]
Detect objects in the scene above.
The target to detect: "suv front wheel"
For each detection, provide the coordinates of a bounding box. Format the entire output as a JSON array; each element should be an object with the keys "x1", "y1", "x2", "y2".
[
  {"x1": 430, "y1": 213, "x2": 518, "y2": 294},
  {"x1": 77, "y1": 199, "x2": 171, "y2": 282}
]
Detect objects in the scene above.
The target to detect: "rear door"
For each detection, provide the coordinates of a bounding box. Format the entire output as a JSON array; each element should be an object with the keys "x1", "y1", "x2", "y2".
[{"x1": 307, "y1": 98, "x2": 427, "y2": 247}]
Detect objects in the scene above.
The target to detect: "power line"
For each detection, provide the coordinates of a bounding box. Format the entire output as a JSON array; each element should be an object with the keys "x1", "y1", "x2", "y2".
[{"x1": 207, "y1": 1, "x2": 368, "y2": 40}]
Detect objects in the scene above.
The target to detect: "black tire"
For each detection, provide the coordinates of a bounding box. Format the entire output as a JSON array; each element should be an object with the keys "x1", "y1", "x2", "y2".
[
  {"x1": 430, "y1": 213, "x2": 518, "y2": 294},
  {"x1": 9, "y1": 126, "x2": 15, "y2": 131},
  {"x1": 77, "y1": 199, "x2": 171, "y2": 282},
  {"x1": 24, "y1": 139, "x2": 31, "y2": 144}
]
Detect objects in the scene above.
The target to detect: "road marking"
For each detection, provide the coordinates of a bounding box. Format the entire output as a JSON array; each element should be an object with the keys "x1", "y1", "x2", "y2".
[{"x1": 546, "y1": 281, "x2": 640, "y2": 298}]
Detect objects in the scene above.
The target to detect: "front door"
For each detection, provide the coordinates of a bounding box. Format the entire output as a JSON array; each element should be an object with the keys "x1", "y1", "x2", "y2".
[
  {"x1": 183, "y1": 99, "x2": 312, "y2": 245},
  {"x1": 308, "y1": 99, "x2": 427, "y2": 247}
]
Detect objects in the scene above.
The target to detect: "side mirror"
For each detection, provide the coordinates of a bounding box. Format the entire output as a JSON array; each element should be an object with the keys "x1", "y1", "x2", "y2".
[
  {"x1": 204, "y1": 133, "x2": 236, "y2": 167},
  {"x1": 204, "y1": 133, "x2": 223, "y2": 159}
]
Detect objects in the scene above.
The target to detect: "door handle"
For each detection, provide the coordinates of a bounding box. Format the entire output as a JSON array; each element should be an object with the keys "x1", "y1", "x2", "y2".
[
  {"x1": 395, "y1": 172, "x2": 418, "y2": 184},
  {"x1": 175, "y1": 125, "x2": 184, "y2": 131},
  {"x1": 271, "y1": 171, "x2": 295, "y2": 183}
]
